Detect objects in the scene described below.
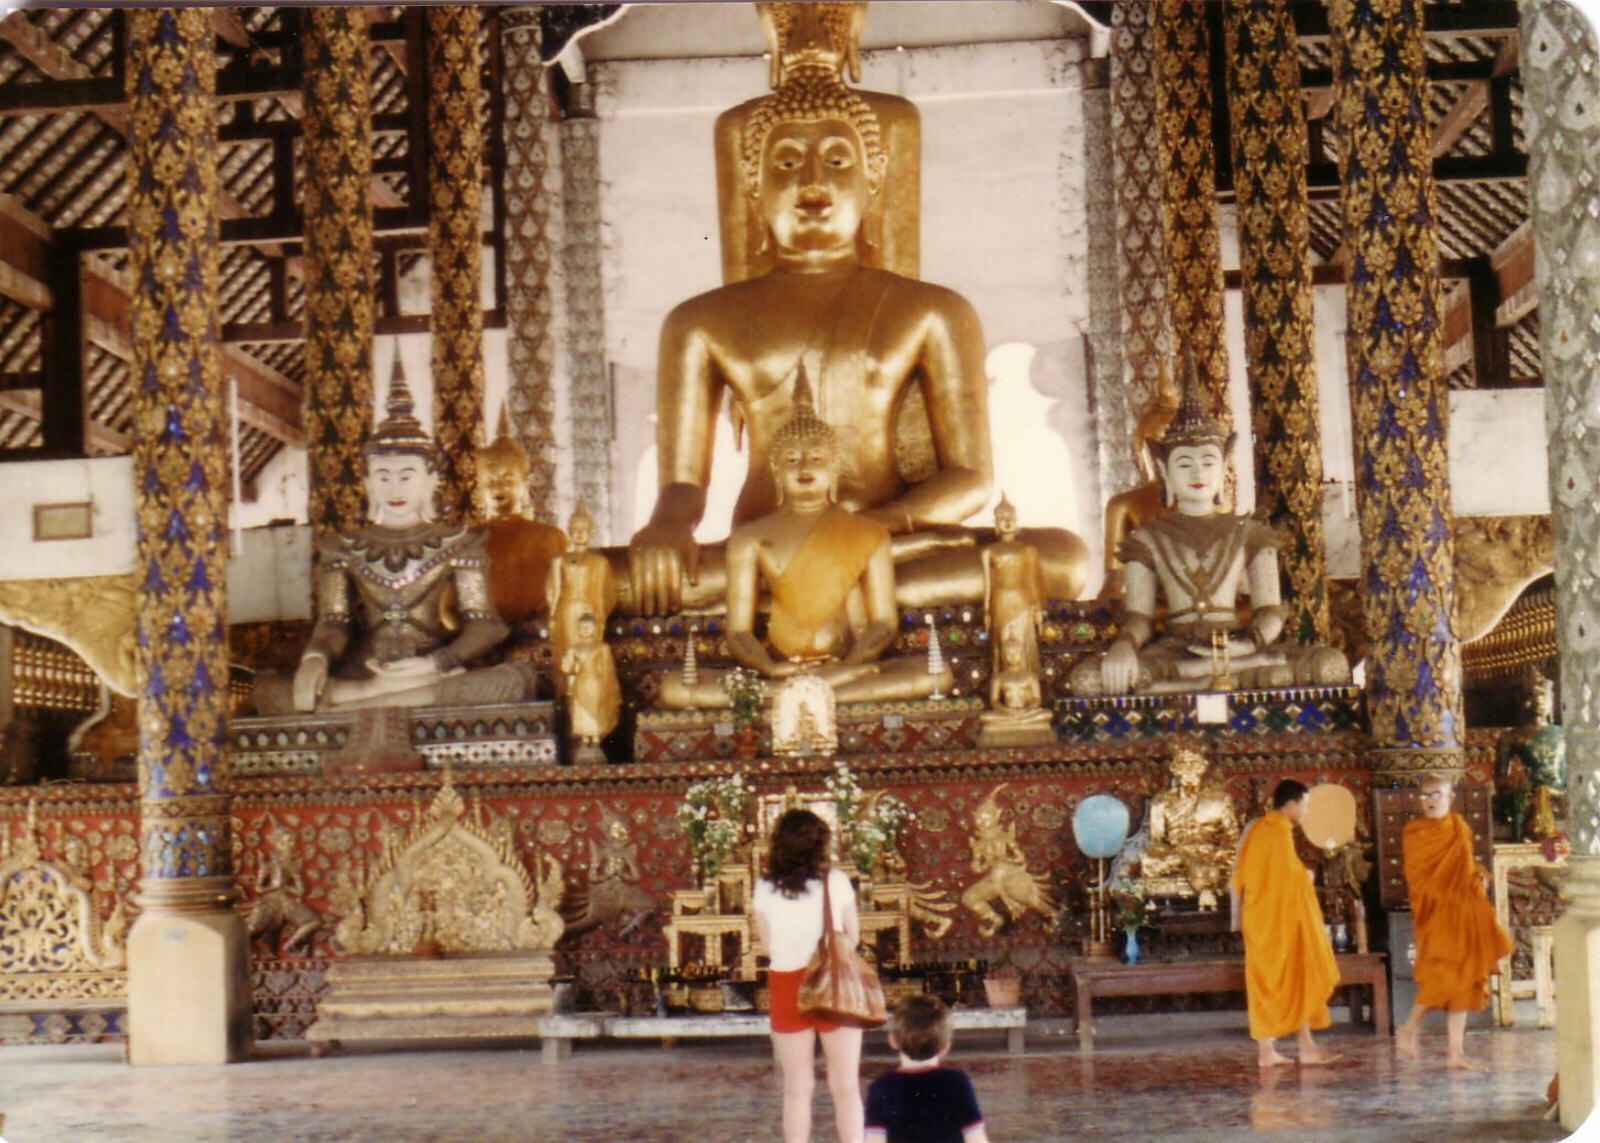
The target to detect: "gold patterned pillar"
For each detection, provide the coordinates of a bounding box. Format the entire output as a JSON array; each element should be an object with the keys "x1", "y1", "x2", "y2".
[
  {"x1": 428, "y1": 6, "x2": 486, "y2": 524},
  {"x1": 123, "y1": 8, "x2": 251, "y2": 1065},
  {"x1": 1154, "y1": 0, "x2": 1230, "y2": 415},
  {"x1": 1330, "y1": 0, "x2": 1461, "y2": 782},
  {"x1": 1109, "y1": 1, "x2": 1171, "y2": 422},
  {"x1": 1520, "y1": 2, "x2": 1600, "y2": 1127},
  {"x1": 499, "y1": 8, "x2": 561, "y2": 523},
  {"x1": 303, "y1": 8, "x2": 375, "y2": 537},
  {"x1": 1223, "y1": 0, "x2": 1330, "y2": 644}
]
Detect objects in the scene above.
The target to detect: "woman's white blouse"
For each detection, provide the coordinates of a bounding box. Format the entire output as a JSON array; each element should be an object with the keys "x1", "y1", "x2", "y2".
[{"x1": 752, "y1": 867, "x2": 854, "y2": 971}]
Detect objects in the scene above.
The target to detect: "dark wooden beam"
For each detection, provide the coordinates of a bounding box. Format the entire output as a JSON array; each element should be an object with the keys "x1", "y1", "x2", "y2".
[
  {"x1": 40, "y1": 244, "x2": 84, "y2": 456},
  {"x1": 1293, "y1": 1, "x2": 1520, "y2": 41},
  {"x1": 487, "y1": 10, "x2": 509, "y2": 317},
  {"x1": 1206, "y1": 0, "x2": 1232, "y2": 195},
  {"x1": 221, "y1": 307, "x2": 508, "y2": 344},
  {"x1": 1303, "y1": 153, "x2": 1527, "y2": 193},
  {"x1": 1469, "y1": 260, "x2": 1514, "y2": 388},
  {"x1": 404, "y1": 6, "x2": 430, "y2": 226},
  {"x1": 0, "y1": 371, "x2": 43, "y2": 392},
  {"x1": 1225, "y1": 256, "x2": 1481, "y2": 289}
]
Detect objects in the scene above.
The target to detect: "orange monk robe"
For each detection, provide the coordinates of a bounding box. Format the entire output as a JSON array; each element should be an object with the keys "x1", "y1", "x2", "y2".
[
  {"x1": 767, "y1": 508, "x2": 889, "y2": 659},
  {"x1": 1232, "y1": 810, "x2": 1340, "y2": 1041},
  {"x1": 1403, "y1": 812, "x2": 1512, "y2": 1011}
]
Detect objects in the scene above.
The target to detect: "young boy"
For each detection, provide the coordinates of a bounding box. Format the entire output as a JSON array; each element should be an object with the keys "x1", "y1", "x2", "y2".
[
  {"x1": 1395, "y1": 774, "x2": 1512, "y2": 1070},
  {"x1": 865, "y1": 995, "x2": 991, "y2": 1143}
]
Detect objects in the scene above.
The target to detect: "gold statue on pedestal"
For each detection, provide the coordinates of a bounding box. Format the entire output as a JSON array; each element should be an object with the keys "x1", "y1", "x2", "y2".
[
  {"x1": 658, "y1": 375, "x2": 951, "y2": 708},
  {"x1": 623, "y1": 3, "x2": 1087, "y2": 615},
  {"x1": 476, "y1": 405, "x2": 567, "y2": 627},
  {"x1": 254, "y1": 359, "x2": 534, "y2": 715},
  {"x1": 977, "y1": 496, "x2": 1054, "y2": 747},
  {"x1": 1136, "y1": 745, "x2": 1241, "y2": 910},
  {"x1": 548, "y1": 502, "x2": 617, "y2": 693},
  {"x1": 560, "y1": 612, "x2": 620, "y2": 763},
  {"x1": 1070, "y1": 358, "x2": 1349, "y2": 696},
  {"x1": 960, "y1": 784, "x2": 1055, "y2": 937}
]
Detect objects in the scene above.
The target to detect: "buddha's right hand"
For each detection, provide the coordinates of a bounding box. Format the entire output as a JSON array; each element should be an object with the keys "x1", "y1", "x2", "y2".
[
  {"x1": 292, "y1": 655, "x2": 328, "y2": 712},
  {"x1": 628, "y1": 520, "x2": 700, "y2": 616},
  {"x1": 1100, "y1": 642, "x2": 1139, "y2": 694}
]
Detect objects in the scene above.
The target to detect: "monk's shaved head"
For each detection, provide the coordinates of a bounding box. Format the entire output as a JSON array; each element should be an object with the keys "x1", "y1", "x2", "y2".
[
  {"x1": 1418, "y1": 774, "x2": 1454, "y2": 818},
  {"x1": 1418, "y1": 774, "x2": 1454, "y2": 792}
]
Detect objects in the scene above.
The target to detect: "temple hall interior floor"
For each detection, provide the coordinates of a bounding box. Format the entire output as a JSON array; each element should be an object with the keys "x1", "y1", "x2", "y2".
[{"x1": 0, "y1": 1011, "x2": 1568, "y2": 1143}]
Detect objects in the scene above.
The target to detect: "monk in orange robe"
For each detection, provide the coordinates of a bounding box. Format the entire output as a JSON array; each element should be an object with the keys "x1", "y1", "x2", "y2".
[
  {"x1": 1395, "y1": 774, "x2": 1512, "y2": 1071},
  {"x1": 1230, "y1": 779, "x2": 1340, "y2": 1068}
]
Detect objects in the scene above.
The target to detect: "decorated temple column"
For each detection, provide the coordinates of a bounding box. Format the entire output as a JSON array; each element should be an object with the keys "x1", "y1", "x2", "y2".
[
  {"x1": 499, "y1": 8, "x2": 565, "y2": 524},
  {"x1": 427, "y1": 6, "x2": 487, "y2": 524},
  {"x1": 1222, "y1": 0, "x2": 1330, "y2": 644},
  {"x1": 1519, "y1": 3, "x2": 1600, "y2": 1127},
  {"x1": 560, "y1": 86, "x2": 613, "y2": 543},
  {"x1": 1329, "y1": 0, "x2": 1460, "y2": 782},
  {"x1": 302, "y1": 8, "x2": 376, "y2": 537},
  {"x1": 123, "y1": 8, "x2": 251, "y2": 1065},
  {"x1": 1153, "y1": 0, "x2": 1230, "y2": 415},
  {"x1": 1108, "y1": 2, "x2": 1171, "y2": 426}
]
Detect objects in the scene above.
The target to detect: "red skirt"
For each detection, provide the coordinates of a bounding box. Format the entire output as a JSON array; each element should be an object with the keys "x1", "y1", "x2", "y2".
[{"x1": 767, "y1": 968, "x2": 840, "y2": 1035}]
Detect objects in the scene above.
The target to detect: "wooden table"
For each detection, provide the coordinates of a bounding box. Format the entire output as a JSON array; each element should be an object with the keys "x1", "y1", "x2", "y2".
[{"x1": 1070, "y1": 953, "x2": 1389, "y2": 1051}]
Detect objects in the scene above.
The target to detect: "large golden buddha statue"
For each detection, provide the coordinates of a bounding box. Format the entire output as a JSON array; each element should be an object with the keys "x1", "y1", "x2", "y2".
[
  {"x1": 658, "y1": 373, "x2": 951, "y2": 708},
  {"x1": 476, "y1": 406, "x2": 566, "y2": 627},
  {"x1": 623, "y1": 4, "x2": 1087, "y2": 615},
  {"x1": 1070, "y1": 360, "x2": 1349, "y2": 696},
  {"x1": 253, "y1": 365, "x2": 534, "y2": 715}
]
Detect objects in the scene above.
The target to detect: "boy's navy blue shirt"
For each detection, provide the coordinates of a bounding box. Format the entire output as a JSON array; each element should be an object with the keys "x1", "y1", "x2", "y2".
[{"x1": 864, "y1": 1064, "x2": 984, "y2": 1143}]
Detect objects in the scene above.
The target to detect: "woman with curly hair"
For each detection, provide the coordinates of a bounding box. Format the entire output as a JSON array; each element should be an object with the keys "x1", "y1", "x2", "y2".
[{"x1": 753, "y1": 808, "x2": 863, "y2": 1143}]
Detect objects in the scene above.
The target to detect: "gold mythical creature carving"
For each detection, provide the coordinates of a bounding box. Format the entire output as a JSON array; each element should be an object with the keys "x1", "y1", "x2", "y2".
[
  {"x1": 0, "y1": 574, "x2": 139, "y2": 697},
  {"x1": 960, "y1": 784, "x2": 1055, "y2": 937},
  {"x1": 1136, "y1": 744, "x2": 1241, "y2": 910},
  {"x1": 1454, "y1": 515, "x2": 1554, "y2": 644},
  {"x1": 329, "y1": 774, "x2": 565, "y2": 956},
  {"x1": 247, "y1": 826, "x2": 322, "y2": 954},
  {"x1": 564, "y1": 806, "x2": 655, "y2": 938},
  {"x1": 0, "y1": 802, "x2": 127, "y2": 1003}
]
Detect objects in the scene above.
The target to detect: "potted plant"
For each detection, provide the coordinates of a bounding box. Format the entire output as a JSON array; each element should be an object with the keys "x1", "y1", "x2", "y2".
[
  {"x1": 678, "y1": 772, "x2": 752, "y2": 894},
  {"x1": 720, "y1": 668, "x2": 768, "y2": 757},
  {"x1": 1110, "y1": 880, "x2": 1153, "y2": 965},
  {"x1": 982, "y1": 965, "x2": 1021, "y2": 1009},
  {"x1": 825, "y1": 763, "x2": 917, "y2": 881}
]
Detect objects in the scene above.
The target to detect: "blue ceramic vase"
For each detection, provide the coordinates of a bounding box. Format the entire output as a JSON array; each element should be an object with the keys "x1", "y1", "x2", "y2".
[{"x1": 1123, "y1": 927, "x2": 1140, "y2": 965}]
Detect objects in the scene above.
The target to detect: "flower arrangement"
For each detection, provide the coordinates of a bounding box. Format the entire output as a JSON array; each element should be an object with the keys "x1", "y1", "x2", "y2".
[
  {"x1": 719, "y1": 668, "x2": 769, "y2": 727},
  {"x1": 825, "y1": 762, "x2": 917, "y2": 877},
  {"x1": 1110, "y1": 879, "x2": 1153, "y2": 934},
  {"x1": 678, "y1": 772, "x2": 752, "y2": 882}
]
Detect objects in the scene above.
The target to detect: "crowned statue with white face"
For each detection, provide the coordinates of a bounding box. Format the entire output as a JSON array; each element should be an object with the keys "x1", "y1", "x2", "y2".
[
  {"x1": 1070, "y1": 358, "x2": 1350, "y2": 697},
  {"x1": 252, "y1": 357, "x2": 534, "y2": 715}
]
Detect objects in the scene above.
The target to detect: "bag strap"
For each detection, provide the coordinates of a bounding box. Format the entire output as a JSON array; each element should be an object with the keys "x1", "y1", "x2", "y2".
[{"x1": 820, "y1": 871, "x2": 836, "y2": 955}]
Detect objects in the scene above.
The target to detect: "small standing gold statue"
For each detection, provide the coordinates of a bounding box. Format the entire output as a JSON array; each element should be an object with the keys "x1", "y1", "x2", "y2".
[
  {"x1": 1136, "y1": 744, "x2": 1241, "y2": 911},
  {"x1": 560, "y1": 613, "x2": 621, "y2": 764},
  {"x1": 978, "y1": 496, "x2": 1054, "y2": 747},
  {"x1": 960, "y1": 784, "x2": 1056, "y2": 937},
  {"x1": 548, "y1": 502, "x2": 618, "y2": 693}
]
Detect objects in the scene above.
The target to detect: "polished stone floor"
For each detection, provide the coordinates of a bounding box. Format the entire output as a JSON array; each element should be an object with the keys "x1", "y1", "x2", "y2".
[{"x1": 0, "y1": 1014, "x2": 1568, "y2": 1142}]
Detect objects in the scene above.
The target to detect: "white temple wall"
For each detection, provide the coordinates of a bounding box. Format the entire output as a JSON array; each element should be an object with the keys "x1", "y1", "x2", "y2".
[
  {"x1": 592, "y1": 37, "x2": 1103, "y2": 574},
  {"x1": 0, "y1": 456, "x2": 135, "y2": 580}
]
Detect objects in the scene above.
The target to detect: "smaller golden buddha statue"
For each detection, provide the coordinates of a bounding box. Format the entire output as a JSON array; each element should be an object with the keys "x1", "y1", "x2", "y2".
[
  {"x1": 1070, "y1": 358, "x2": 1349, "y2": 696},
  {"x1": 1137, "y1": 744, "x2": 1241, "y2": 910},
  {"x1": 977, "y1": 641, "x2": 1055, "y2": 748},
  {"x1": 982, "y1": 494, "x2": 1045, "y2": 683},
  {"x1": 476, "y1": 405, "x2": 567, "y2": 627},
  {"x1": 547, "y1": 501, "x2": 617, "y2": 692},
  {"x1": 1098, "y1": 380, "x2": 1178, "y2": 602},
  {"x1": 658, "y1": 373, "x2": 952, "y2": 708},
  {"x1": 253, "y1": 362, "x2": 533, "y2": 715},
  {"x1": 561, "y1": 612, "x2": 621, "y2": 763}
]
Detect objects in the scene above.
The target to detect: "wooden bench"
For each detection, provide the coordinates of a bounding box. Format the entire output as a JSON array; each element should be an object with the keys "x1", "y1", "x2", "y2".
[
  {"x1": 1070, "y1": 953, "x2": 1389, "y2": 1051},
  {"x1": 537, "y1": 1006, "x2": 1029, "y2": 1064}
]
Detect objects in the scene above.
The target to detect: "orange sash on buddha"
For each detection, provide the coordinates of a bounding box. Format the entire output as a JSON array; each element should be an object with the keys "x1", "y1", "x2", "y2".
[
  {"x1": 1232, "y1": 810, "x2": 1339, "y2": 1041},
  {"x1": 1403, "y1": 812, "x2": 1512, "y2": 1011},
  {"x1": 766, "y1": 509, "x2": 889, "y2": 660}
]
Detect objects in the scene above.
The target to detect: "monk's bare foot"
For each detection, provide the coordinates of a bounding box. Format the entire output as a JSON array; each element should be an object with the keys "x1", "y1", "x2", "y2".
[
  {"x1": 1447, "y1": 1053, "x2": 1485, "y2": 1072},
  {"x1": 1395, "y1": 1026, "x2": 1419, "y2": 1061},
  {"x1": 1259, "y1": 1045, "x2": 1293, "y2": 1069},
  {"x1": 1298, "y1": 1048, "x2": 1338, "y2": 1067}
]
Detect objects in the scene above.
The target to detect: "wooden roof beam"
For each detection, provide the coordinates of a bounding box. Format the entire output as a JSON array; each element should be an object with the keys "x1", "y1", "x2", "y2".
[{"x1": 0, "y1": 389, "x2": 128, "y2": 453}]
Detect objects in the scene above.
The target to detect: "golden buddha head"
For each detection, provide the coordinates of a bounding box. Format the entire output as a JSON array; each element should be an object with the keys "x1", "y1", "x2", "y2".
[
  {"x1": 1168, "y1": 745, "x2": 1210, "y2": 791},
  {"x1": 741, "y1": 64, "x2": 887, "y2": 255},
  {"x1": 994, "y1": 493, "x2": 1019, "y2": 539},
  {"x1": 567, "y1": 501, "x2": 595, "y2": 550},
  {"x1": 366, "y1": 350, "x2": 437, "y2": 528},
  {"x1": 1134, "y1": 369, "x2": 1180, "y2": 482},
  {"x1": 477, "y1": 404, "x2": 531, "y2": 520},
  {"x1": 1154, "y1": 350, "x2": 1231, "y2": 513},
  {"x1": 770, "y1": 366, "x2": 841, "y2": 506}
]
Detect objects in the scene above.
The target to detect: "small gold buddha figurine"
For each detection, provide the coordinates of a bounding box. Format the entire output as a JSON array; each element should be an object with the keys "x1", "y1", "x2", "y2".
[
  {"x1": 657, "y1": 372, "x2": 952, "y2": 708},
  {"x1": 253, "y1": 358, "x2": 533, "y2": 714},
  {"x1": 560, "y1": 612, "x2": 620, "y2": 764},
  {"x1": 623, "y1": 14, "x2": 1087, "y2": 616},
  {"x1": 547, "y1": 501, "x2": 617, "y2": 692},
  {"x1": 982, "y1": 493, "x2": 1046, "y2": 684},
  {"x1": 1136, "y1": 744, "x2": 1241, "y2": 910},
  {"x1": 1070, "y1": 355, "x2": 1349, "y2": 696},
  {"x1": 1098, "y1": 379, "x2": 1179, "y2": 602},
  {"x1": 978, "y1": 642, "x2": 1055, "y2": 748},
  {"x1": 476, "y1": 405, "x2": 567, "y2": 627}
]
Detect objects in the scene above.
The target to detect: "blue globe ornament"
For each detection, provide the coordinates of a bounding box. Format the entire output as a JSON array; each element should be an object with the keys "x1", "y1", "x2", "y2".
[{"x1": 1072, "y1": 795, "x2": 1130, "y2": 860}]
